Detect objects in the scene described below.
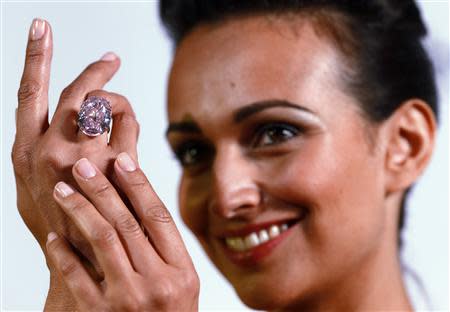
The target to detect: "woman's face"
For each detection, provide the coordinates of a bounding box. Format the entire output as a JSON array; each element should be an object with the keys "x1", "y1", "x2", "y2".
[{"x1": 167, "y1": 16, "x2": 389, "y2": 309}]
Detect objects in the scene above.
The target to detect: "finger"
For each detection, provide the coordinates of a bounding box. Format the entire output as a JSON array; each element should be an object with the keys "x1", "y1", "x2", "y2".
[
  {"x1": 76, "y1": 91, "x2": 138, "y2": 154},
  {"x1": 49, "y1": 52, "x2": 120, "y2": 132},
  {"x1": 71, "y1": 158, "x2": 161, "y2": 272},
  {"x1": 46, "y1": 232, "x2": 104, "y2": 310},
  {"x1": 108, "y1": 96, "x2": 139, "y2": 159},
  {"x1": 17, "y1": 18, "x2": 52, "y2": 143},
  {"x1": 53, "y1": 181, "x2": 134, "y2": 281},
  {"x1": 114, "y1": 152, "x2": 192, "y2": 267}
]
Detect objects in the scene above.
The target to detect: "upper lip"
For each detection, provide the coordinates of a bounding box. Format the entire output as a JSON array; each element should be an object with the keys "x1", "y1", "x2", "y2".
[{"x1": 215, "y1": 217, "x2": 301, "y2": 238}]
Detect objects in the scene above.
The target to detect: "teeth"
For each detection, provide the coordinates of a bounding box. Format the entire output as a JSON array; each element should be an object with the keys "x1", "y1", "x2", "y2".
[
  {"x1": 244, "y1": 233, "x2": 260, "y2": 249},
  {"x1": 258, "y1": 229, "x2": 269, "y2": 243},
  {"x1": 225, "y1": 223, "x2": 290, "y2": 252},
  {"x1": 234, "y1": 238, "x2": 246, "y2": 251},
  {"x1": 269, "y1": 225, "x2": 280, "y2": 238},
  {"x1": 225, "y1": 237, "x2": 246, "y2": 251}
]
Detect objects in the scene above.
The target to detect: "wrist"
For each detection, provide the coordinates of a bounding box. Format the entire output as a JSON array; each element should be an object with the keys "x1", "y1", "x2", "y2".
[{"x1": 44, "y1": 272, "x2": 77, "y2": 312}]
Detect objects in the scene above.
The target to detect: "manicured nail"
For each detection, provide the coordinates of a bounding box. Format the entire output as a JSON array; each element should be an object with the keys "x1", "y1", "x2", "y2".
[
  {"x1": 75, "y1": 158, "x2": 96, "y2": 179},
  {"x1": 47, "y1": 232, "x2": 58, "y2": 243},
  {"x1": 30, "y1": 18, "x2": 46, "y2": 41},
  {"x1": 100, "y1": 52, "x2": 117, "y2": 61},
  {"x1": 117, "y1": 152, "x2": 136, "y2": 172},
  {"x1": 55, "y1": 182, "x2": 74, "y2": 198}
]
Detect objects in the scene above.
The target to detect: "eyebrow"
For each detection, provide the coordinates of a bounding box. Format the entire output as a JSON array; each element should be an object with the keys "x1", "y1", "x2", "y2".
[
  {"x1": 166, "y1": 99, "x2": 315, "y2": 136},
  {"x1": 233, "y1": 99, "x2": 315, "y2": 123},
  {"x1": 166, "y1": 121, "x2": 202, "y2": 136}
]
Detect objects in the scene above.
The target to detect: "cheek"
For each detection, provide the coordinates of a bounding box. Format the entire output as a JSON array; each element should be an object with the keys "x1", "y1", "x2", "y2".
[{"x1": 261, "y1": 136, "x2": 386, "y2": 267}]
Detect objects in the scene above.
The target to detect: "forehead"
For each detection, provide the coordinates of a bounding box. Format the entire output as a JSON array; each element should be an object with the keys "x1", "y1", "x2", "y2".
[{"x1": 167, "y1": 14, "x2": 348, "y2": 122}]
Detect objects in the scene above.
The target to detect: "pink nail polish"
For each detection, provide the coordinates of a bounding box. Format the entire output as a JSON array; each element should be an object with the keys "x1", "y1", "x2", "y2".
[
  {"x1": 47, "y1": 232, "x2": 58, "y2": 243},
  {"x1": 75, "y1": 158, "x2": 96, "y2": 179},
  {"x1": 55, "y1": 182, "x2": 74, "y2": 198},
  {"x1": 30, "y1": 18, "x2": 46, "y2": 41},
  {"x1": 117, "y1": 152, "x2": 136, "y2": 172},
  {"x1": 100, "y1": 52, "x2": 117, "y2": 61}
]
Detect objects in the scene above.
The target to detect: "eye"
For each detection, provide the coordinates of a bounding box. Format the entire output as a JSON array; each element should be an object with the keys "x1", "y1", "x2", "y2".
[
  {"x1": 252, "y1": 122, "x2": 300, "y2": 147},
  {"x1": 173, "y1": 141, "x2": 212, "y2": 168}
]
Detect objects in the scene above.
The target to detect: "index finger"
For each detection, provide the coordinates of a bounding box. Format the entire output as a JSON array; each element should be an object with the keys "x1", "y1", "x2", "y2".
[{"x1": 16, "y1": 18, "x2": 52, "y2": 143}]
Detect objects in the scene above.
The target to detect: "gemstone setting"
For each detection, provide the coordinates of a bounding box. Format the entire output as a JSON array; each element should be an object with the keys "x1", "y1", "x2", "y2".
[{"x1": 77, "y1": 96, "x2": 112, "y2": 137}]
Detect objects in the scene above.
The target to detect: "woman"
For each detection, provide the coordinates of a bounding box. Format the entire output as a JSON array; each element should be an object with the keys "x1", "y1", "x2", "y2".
[{"x1": 12, "y1": 0, "x2": 438, "y2": 310}]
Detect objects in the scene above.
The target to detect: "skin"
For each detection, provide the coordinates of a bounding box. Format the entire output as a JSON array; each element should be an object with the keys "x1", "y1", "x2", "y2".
[
  {"x1": 166, "y1": 15, "x2": 436, "y2": 311},
  {"x1": 13, "y1": 13, "x2": 436, "y2": 312},
  {"x1": 13, "y1": 18, "x2": 139, "y2": 310},
  {"x1": 13, "y1": 19, "x2": 198, "y2": 311}
]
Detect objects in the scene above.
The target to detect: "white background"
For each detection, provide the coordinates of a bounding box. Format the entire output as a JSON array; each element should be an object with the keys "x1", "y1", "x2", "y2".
[{"x1": 1, "y1": 1, "x2": 448, "y2": 311}]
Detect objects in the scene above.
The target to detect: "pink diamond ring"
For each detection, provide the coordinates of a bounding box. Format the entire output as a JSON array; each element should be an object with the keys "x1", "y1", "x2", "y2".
[{"x1": 77, "y1": 96, "x2": 112, "y2": 137}]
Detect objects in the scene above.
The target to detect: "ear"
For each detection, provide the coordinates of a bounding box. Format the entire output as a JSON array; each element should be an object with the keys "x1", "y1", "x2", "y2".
[{"x1": 383, "y1": 99, "x2": 437, "y2": 194}]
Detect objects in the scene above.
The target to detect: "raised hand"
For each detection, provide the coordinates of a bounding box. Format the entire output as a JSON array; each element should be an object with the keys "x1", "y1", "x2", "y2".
[
  {"x1": 11, "y1": 18, "x2": 139, "y2": 302},
  {"x1": 46, "y1": 154, "x2": 199, "y2": 311}
]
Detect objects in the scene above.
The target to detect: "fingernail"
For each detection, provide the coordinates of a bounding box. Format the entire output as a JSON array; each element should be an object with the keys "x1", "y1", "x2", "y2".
[
  {"x1": 30, "y1": 18, "x2": 46, "y2": 41},
  {"x1": 117, "y1": 152, "x2": 136, "y2": 172},
  {"x1": 75, "y1": 158, "x2": 96, "y2": 179},
  {"x1": 55, "y1": 182, "x2": 74, "y2": 198},
  {"x1": 100, "y1": 52, "x2": 117, "y2": 61},
  {"x1": 47, "y1": 232, "x2": 58, "y2": 243}
]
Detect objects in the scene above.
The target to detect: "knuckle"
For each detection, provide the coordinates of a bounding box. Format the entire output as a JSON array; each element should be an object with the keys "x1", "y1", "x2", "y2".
[
  {"x1": 143, "y1": 202, "x2": 172, "y2": 224},
  {"x1": 85, "y1": 61, "x2": 102, "y2": 73},
  {"x1": 66, "y1": 197, "x2": 91, "y2": 214},
  {"x1": 127, "y1": 173, "x2": 148, "y2": 189},
  {"x1": 183, "y1": 271, "x2": 200, "y2": 293},
  {"x1": 26, "y1": 44, "x2": 46, "y2": 63},
  {"x1": 17, "y1": 80, "x2": 42, "y2": 104},
  {"x1": 116, "y1": 94, "x2": 129, "y2": 104},
  {"x1": 60, "y1": 84, "x2": 85, "y2": 101},
  {"x1": 114, "y1": 214, "x2": 142, "y2": 237},
  {"x1": 90, "y1": 227, "x2": 118, "y2": 249},
  {"x1": 116, "y1": 113, "x2": 139, "y2": 129},
  {"x1": 93, "y1": 182, "x2": 112, "y2": 198},
  {"x1": 38, "y1": 148, "x2": 64, "y2": 170},
  {"x1": 93, "y1": 303, "x2": 111, "y2": 312},
  {"x1": 59, "y1": 258, "x2": 79, "y2": 277},
  {"x1": 11, "y1": 142, "x2": 33, "y2": 175},
  {"x1": 112, "y1": 93, "x2": 130, "y2": 105},
  {"x1": 152, "y1": 281, "x2": 174, "y2": 307},
  {"x1": 115, "y1": 296, "x2": 140, "y2": 312}
]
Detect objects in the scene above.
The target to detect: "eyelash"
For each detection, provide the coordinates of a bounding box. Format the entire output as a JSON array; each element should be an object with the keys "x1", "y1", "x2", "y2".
[
  {"x1": 251, "y1": 122, "x2": 300, "y2": 148},
  {"x1": 173, "y1": 122, "x2": 301, "y2": 168},
  {"x1": 173, "y1": 141, "x2": 212, "y2": 168}
]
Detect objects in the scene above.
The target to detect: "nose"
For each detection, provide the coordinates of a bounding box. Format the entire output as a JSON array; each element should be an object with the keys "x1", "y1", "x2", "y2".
[{"x1": 209, "y1": 144, "x2": 261, "y2": 219}]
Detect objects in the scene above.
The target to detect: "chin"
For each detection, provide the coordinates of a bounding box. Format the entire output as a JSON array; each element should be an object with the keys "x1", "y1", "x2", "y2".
[
  {"x1": 199, "y1": 224, "x2": 318, "y2": 311},
  {"x1": 235, "y1": 284, "x2": 293, "y2": 311},
  {"x1": 232, "y1": 275, "x2": 314, "y2": 311}
]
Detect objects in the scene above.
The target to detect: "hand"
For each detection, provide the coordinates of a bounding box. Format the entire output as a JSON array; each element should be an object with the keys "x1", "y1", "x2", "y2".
[
  {"x1": 46, "y1": 154, "x2": 200, "y2": 311},
  {"x1": 12, "y1": 19, "x2": 139, "y2": 283}
]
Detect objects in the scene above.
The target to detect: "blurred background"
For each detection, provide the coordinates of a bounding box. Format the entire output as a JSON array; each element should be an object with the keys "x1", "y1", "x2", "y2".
[{"x1": 1, "y1": 1, "x2": 448, "y2": 310}]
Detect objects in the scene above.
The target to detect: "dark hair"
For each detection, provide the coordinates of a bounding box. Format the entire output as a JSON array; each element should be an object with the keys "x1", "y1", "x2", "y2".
[{"x1": 159, "y1": 0, "x2": 438, "y2": 247}]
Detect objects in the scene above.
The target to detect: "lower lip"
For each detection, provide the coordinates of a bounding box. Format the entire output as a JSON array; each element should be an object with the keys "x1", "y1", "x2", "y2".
[{"x1": 220, "y1": 223, "x2": 297, "y2": 267}]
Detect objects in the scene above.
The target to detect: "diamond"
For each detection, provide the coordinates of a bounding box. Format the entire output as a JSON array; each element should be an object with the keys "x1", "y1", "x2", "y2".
[{"x1": 77, "y1": 96, "x2": 112, "y2": 137}]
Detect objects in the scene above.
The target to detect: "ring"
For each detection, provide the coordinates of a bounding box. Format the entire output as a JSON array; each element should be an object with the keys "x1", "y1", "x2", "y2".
[{"x1": 77, "y1": 96, "x2": 112, "y2": 137}]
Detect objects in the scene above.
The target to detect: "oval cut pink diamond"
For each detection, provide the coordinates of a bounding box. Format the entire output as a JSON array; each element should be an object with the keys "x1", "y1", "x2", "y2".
[{"x1": 77, "y1": 96, "x2": 112, "y2": 137}]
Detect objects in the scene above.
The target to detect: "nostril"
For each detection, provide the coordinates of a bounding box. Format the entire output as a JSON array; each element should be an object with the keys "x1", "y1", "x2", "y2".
[{"x1": 209, "y1": 185, "x2": 261, "y2": 219}]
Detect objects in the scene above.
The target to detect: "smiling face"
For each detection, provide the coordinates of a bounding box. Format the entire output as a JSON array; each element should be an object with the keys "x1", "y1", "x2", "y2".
[{"x1": 166, "y1": 15, "x2": 392, "y2": 310}]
